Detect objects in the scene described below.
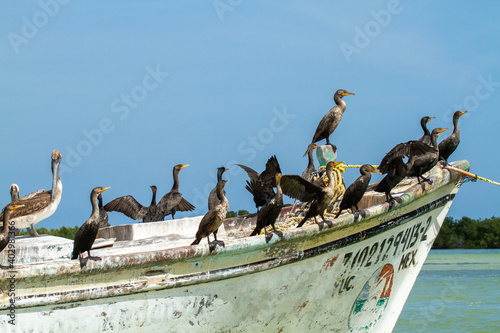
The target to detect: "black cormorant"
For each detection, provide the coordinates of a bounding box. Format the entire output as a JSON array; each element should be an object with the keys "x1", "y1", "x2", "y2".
[
  {"x1": 417, "y1": 116, "x2": 435, "y2": 145},
  {"x1": 104, "y1": 186, "x2": 160, "y2": 223},
  {"x1": 250, "y1": 173, "x2": 283, "y2": 238},
  {"x1": 0, "y1": 204, "x2": 24, "y2": 253},
  {"x1": 72, "y1": 187, "x2": 111, "y2": 264},
  {"x1": 438, "y1": 111, "x2": 468, "y2": 163},
  {"x1": 335, "y1": 164, "x2": 381, "y2": 218},
  {"x1": 191, "y1": 179, "x2": 229, "y2": 252},
  {"x1": 157, "y1": 164, "x2": 195, "y2": 220},
  {"x1": 208, "y1": 167, "x2": 228, "y2": 210}
]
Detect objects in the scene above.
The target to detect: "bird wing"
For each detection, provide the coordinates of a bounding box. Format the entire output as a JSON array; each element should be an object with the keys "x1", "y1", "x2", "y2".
[
  {"x1": 260, "y1": 155, "x2": 281, "y2": 185},
  {"x1": 103, "y1": 195, "x2": 146, "y2": 220},
  {"x1": 311, "y1": 108, "x2": 339, "y2": 143},
  {"x1": 6, "y1": 190, "x2": 52, "y2": 219},
  {"x1": 236, "y1": 164, "x2": 260, "y2": 182},
  {"x1": 280, "y1": 175, "x2": 320, "y2": 202},
  {"x1": 20, "y1": 189, "x2": 46, "y2": 200},
  {"x1": 176, "y1": 197, "x2": 195, "y2": 212}
]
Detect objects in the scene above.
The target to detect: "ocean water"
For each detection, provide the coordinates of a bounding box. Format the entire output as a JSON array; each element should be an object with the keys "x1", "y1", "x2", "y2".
[{"x1": 394, "y1": 249, "x2": 500, "y2": 332}]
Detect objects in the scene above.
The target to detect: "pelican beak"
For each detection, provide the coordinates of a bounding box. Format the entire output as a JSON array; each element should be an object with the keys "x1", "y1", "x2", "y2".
[
  {"x1": 180, "y1": 164, "x2": 190, "y2": 170},
  {"x1": 12, "y1": 204, "x2": 25, "y2": 212},
  {"x1": 100, "y1": 187, "x2": 111, "y2": 193},
  {"x1": 343, "y1": 91, "x2": 355, "y2": 96}
]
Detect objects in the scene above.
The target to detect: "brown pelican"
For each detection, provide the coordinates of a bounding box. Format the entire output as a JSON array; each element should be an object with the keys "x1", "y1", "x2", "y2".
[
  {"x1": 191, "y1": 179, "x2": 229, "y2": 252},
  {"x1": 281, "y1": 161, "x2": 343, "y2": 227},
  {"x1": 0, "y1": 204, "x2": 24, "y2": 253},
  {"x1": 335, "y1": 164, "x2": 381, "y2": 218},
  {"x1": 236, "y1": 155, "x2": 281, "y2": 211},
  {"x1": 157, "y1": 164, "x2": 195, "y2": 220},
  {"x1": 208, "y1": 167, "x2": 228, "y2": 211},
  {"x1": 417, "y1": 116, "x2": 436, "y2": 145},
  {"x1": 9, "y1": 184, "x2": 19, "y2": 201},
  {"x1": 250, "y1": 173, "x2": 283, "y2": 239},
  {"x1": 0, "y1": 150, "x2": 62, "y2": 236},
  {"x1": 72, "y1": 187, "x2": 111, "y2": 265},
  {"x1": 104, "y1": 186, "x2": 160, "y2": 223},
  {"x1": 438, "y1": 111, "x2": 468, "y2": 163},
  {"x1": 305, "y1": 89, "x2": 354, "y2": 156}
]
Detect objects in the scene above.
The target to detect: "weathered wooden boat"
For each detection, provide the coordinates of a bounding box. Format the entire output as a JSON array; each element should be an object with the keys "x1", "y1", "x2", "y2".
[{"x1": 0, "y1": 161, "x2": 470, "y2": 332}]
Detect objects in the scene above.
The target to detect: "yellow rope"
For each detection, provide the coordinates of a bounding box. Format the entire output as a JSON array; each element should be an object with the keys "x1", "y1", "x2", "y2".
[{"x1": 476, "y1": 175, "x2": 500, "y2": 186}]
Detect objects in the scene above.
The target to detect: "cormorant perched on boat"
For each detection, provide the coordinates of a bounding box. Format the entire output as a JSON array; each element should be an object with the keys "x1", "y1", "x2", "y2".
[
  {"x1": 157, "y1": 164, "x2": 195, "y2": 220},
  {"x1": 302, "y1": 144, "x2": 318, "y2": 182},
  {"x1": 72, "y1": 187, "x2": 111, "y2": 265},
  {"x1": 0, "y1": 150, "x2": 62, "y2": 237},
  {"x1": 97, "y1": 194, "x2": 109, "y2": 228},
  {"x1": 191, "y1": 179, "x2": 229, "y2": 252},
  {"x1": 438, "y1": 111, "x2": 468, "y2": 163},
  {"x1": 376, "y1": 128, "x2": 449, "y2": 201},
  {"x1": 335, "y1": 165, "x2": 381, "y2": 218},
  {"x1": 304, "y1": 89, "x2": 354, "y2": 156},
  {"x1": 250, "y1": 173, "x2": 283, "y2": 239},
  {"x1": 417, "y1": 116, "x2": 435, "y2": 145},
  {"x1": 0, "y1": 204, "x2": 24, "y2": 253},
  {"x1": 236, "y1": 155, "x2": 281, "y2": 211},
  {"x1": 104, "y1": 186, "x2": 160, "y2": 223},
  {"x1": 208, "y1": 167, "x2": 228, "y2": 210},
  {"x1": 281, "y1": 161, "x2": 343, "y2": 228}
]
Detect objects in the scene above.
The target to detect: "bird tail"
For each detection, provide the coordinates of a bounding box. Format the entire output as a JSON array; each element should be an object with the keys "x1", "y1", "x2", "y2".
[
  {"x1": 71, "y1": 251, "x2": 78, "y2": 260},
  {"x1": 250, "y1": 227, "x2": 261, "y2": 236},
  {"x1": 191, "y1": 238, "x2": 201, "y2": 245}
]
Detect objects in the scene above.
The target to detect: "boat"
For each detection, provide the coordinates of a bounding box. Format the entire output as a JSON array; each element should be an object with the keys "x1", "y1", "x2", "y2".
[{"x1": 0, "y1": 160, "x2": 470, "y2": 332}]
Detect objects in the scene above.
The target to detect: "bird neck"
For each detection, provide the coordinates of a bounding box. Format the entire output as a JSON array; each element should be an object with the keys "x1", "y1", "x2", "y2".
[
  {"x1": 2, "y1": 210, "x2": 11, "y2": 235},
  {"x1": 90, "y1": 194, "x2": 100, "y2": 219},
  {"x1": 217, "y1": 170, "x2": 224, "y2": 183},
  {"x1": 333, "y1": 94, "x2": 346, "y2": 108},
  {"x1": 452, "y1": 116, "x2": 460, "y2": 135},
  {"x1": 421, "y1": 119, "x2": 430, "y2": 135},
  {"x1": 216, "y1": 182, "x2": 226, "y2": 202},
  {"x1": 171, "y1": 170, "x2": 180, "y2": 191},
  {"x1": 326, "y1": 167, "x2": 334, "y2": 187},
  {"x1": 307, "y1": 149, "x2": 315, "y2": 169},
  {"x1": 430, "y1": 133, "x2": 440, "y2": 149},
  {"x1": 276, "y1": 181, "x2": 282, "y2": 197}
]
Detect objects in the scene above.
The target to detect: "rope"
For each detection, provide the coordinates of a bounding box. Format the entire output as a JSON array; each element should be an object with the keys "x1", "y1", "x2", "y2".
[
  {"x1": 476, "y1": 175, "x2": 500, "y2": 186},
  {"x1": 445, "y1": 165, "x2": 500, "y2": 187}
]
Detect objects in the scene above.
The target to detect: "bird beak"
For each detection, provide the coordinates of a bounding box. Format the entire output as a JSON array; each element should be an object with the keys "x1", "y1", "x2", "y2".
[
  {"x1": 180, "y1": 164, "x2": 190, "y2": 169},
  {"x1": 12, "y1": 204, "x2": 25, "y2": 212},
  {"x1": 100, "y1": 187, "x2": 111, "y2": 193},
  {"x1": 224, "y1": 168, "x2": 229, "y2": 172},
  {"x1": 459, "y1": 111, "x2": 469, "y2": 116},
  {"x1": 313, "y1": 144, "x2": 318, "y2": 149},
  {"x1": 276, "y1": 173, "x2": 282, "y2": 180},
  {"x1": 439, "y1": 128, "x2": 450, "y2": 134},
  {"x1": 371, "y1": 168, "x2": 382, "y2": 175},
  {"x1": 427, "y1": 117, "x2": 436, "y2": 122},
  {"x1": 343, "y1": 91, "x2": 355, "y2": 96},
  {"x1": 333, "y1": 161, "x2": 344, "y2": 166}
]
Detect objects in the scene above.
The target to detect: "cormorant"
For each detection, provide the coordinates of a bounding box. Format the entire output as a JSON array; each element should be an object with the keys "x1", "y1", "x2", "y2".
[
  {"x1": 376, "y1": 128, "x2": 449, "y2": 200},
  {"x1": 304, "y1": 89, "x2": 354, "y2": 156},
  {"x1": 191, "y1": 179, "x2": 229, "y2": 251},
  {"x1": 157, "y1": 164, "x2": 195, "y2": 220},
  {"x1": 281, "y1": 161, "x2": 342, "y2": 228},
  {"x1": 72, "y1": 187, "x2": 111, "y2": 264},
  {"x1": 438, "y1": 111, "x2": 468, "y2": 163},
  {"x1": 0, "y1": 150, "x2": 62, "y2": 236},
  {"x1": 302, "y1": 144, "x2": 318, "y2": 182},
  {"x1": 97, "y1": 194, "x2": 109, "y2": 228},
  {"x1": 237, "y1": 155, "x2": 281, "y2": 211},
  {"x1": 0, "y1": 204, "x2": 24, "y2": 253},
  {"x1": 335, "y1": 164, "x2": 381, "y2": 218},
  {"x1": 208, "y1": 167, "x2": 228, "y2": 210},
  {"x1": 250, "y1": 173, "x2": 283, "y2": 239},
  {"x1": 417, "y1": 116, "x2": 435, "y2": 145},
  {"x1": 104, "y1": 186, "x2": 160, "y2": 223}
]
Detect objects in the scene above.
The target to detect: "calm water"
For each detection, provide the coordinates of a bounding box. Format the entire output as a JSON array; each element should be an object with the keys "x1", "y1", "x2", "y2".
[{"x1": 394, "y1": 249, "x2": 500, "y2": 332}]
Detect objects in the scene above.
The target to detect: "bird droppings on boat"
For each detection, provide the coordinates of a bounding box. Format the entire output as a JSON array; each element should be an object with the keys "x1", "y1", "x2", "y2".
[{"x1": 319, "y1": 254, "x2": 339, "y2": 273}]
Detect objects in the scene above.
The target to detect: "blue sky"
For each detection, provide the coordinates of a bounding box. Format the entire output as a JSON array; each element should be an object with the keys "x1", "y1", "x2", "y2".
[{"x1": 1, "y1": 1, "x2": 500, "y2": 229}]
